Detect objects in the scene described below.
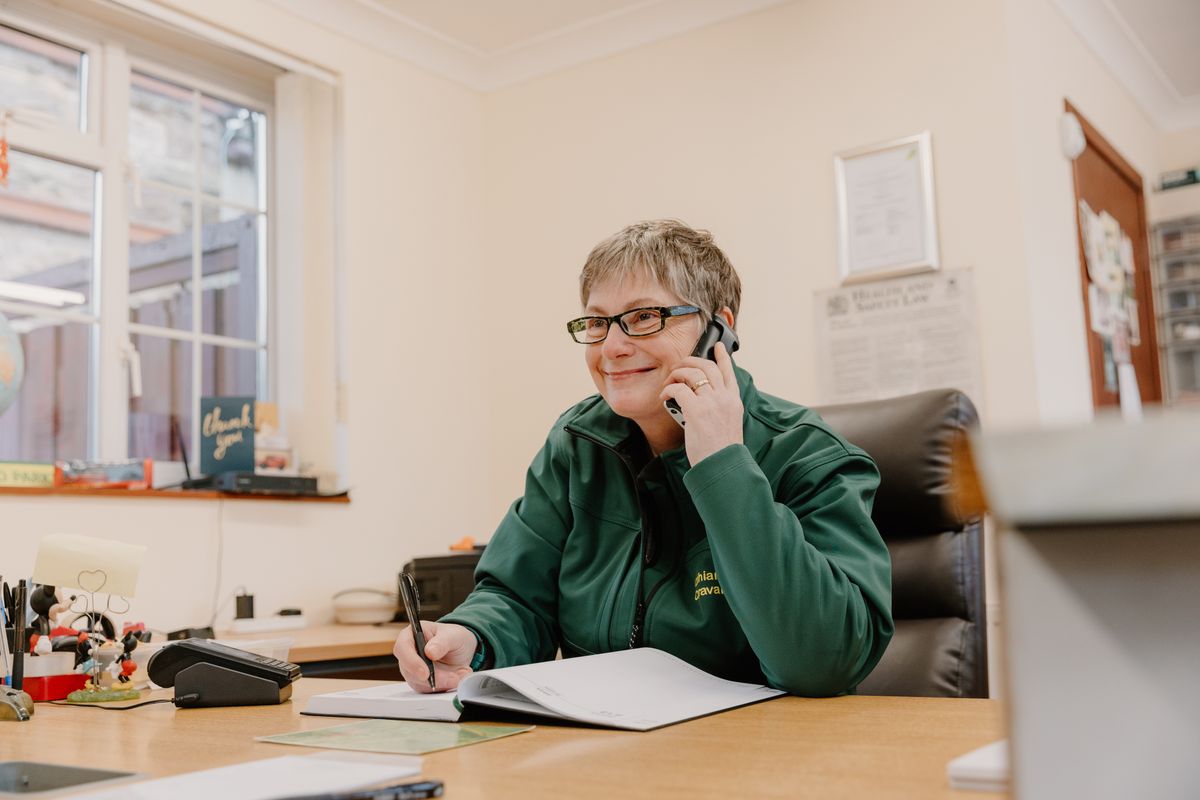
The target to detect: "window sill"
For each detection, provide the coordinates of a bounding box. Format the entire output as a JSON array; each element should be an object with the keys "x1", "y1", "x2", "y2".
[{"x1": 0, "y1": 486, "x2": 350, "y2": 503}]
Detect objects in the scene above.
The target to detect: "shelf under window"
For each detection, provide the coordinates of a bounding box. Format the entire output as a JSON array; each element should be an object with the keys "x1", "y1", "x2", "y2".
[{"x1": 0, "y1": 486, "x2": 349, "y2": 502}]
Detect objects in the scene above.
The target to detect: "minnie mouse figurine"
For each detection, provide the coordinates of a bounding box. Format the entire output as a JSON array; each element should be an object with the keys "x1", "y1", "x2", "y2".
[{"x1": 114, "y1": 632, "x2": 139, "y2": 684}]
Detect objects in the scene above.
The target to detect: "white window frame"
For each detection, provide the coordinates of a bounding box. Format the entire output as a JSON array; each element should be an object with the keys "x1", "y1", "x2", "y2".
[
  {"x1": 0, "y1": 10, "x2": 106, "y2": 457},
  {"x1": 122, "y1": 53, "x2": 274, "y2": 465},
  {"x1": 0, "y1": 12, "x2": 102, "y2": 151},
  {"x1": 1, "y1": 6, "x2": 275, "y2": 467}
]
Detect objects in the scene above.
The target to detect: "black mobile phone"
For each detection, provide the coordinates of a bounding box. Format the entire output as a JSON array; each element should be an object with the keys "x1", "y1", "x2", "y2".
[{"x1": 664, "y1": 318, "x2": 740, "y2": 427}]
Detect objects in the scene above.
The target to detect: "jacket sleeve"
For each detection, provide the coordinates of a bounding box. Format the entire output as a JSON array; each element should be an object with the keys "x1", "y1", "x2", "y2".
[
  {"x1": 438, "y1": 432, "x2": 571, "y2": 668},
  {"x1": 682, "y1": 438, "x2": 893, "y2": 696}
]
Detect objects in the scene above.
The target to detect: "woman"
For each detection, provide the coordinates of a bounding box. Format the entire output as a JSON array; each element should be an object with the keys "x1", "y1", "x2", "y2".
[{"x1": 395, "y1": 220, "x2": 893, "y2": 696}]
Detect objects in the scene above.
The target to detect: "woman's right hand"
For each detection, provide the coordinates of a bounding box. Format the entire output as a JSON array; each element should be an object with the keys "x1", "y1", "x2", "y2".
[{"x1": 393, "y1": 620, "x2": 477, "y2": 693}]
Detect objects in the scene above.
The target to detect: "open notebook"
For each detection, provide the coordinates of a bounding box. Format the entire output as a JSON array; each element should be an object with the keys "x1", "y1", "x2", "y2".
[{"x1": 303, "y1": 647, "x2": 784, "y2": 731}]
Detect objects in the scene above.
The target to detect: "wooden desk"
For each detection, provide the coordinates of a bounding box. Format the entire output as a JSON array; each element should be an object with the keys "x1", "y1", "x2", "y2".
[{"x1": 11, "y1": 678, "x2": 1005, "y2": 799}]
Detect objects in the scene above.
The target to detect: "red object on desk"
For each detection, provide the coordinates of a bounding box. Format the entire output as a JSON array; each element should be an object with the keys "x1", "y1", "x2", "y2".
[{"x1": 23, "y1": 674, "x2": 88, "y2": 702}]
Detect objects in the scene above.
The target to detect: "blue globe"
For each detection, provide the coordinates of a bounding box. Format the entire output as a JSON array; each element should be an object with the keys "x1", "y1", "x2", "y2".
[{"x1": 0, "y1": 310, "x2": 24, "y2": 417}]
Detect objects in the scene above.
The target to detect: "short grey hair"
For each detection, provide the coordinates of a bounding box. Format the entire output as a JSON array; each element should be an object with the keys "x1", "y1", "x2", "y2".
[{"x1": 579, "y1": 220, "x2": 742, "y2": 323}]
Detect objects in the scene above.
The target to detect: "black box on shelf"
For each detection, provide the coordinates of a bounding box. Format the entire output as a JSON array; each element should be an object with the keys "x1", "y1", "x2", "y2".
[{"x1": 212, "y1": 471, "x2": 318, "y2": 496}]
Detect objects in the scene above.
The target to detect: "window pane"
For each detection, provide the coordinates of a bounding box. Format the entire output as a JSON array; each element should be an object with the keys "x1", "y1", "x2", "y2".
[
  {"x1": 0, "y1": 24, "x2": 85, "y2": 131},
  {"x1": 1168, "y1": 347, "x2": 1200, "y2": 401},
  {"x1": 128, "y1": 334, "x2": 191, "y2": 463},
  {"x1": 200, "y1": 204, "x2": 261, "y2": 341},
  {"x1": 201, "y1": 344, "x2": 259, "y2": 398},
  {"x1": 129, "y1": 71, "x2": 196, "y2": 191},
  {"x1": 0, "y1": 312, "x2": 92, "y2": 461},
  {"x1": 129, "y1": 184, "x2": 193, "y2": 332},
  {"x1": 200, "y1": 95, "x2": 264, "y2": 208},
  {"x1": 0, "y1": 149, "x2": 95, "y2": 310}
]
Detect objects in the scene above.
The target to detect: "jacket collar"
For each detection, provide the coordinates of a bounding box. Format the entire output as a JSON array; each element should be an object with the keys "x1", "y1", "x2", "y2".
[{"x1": 563, "y1": 364, "x2": 760, "y2": 454}]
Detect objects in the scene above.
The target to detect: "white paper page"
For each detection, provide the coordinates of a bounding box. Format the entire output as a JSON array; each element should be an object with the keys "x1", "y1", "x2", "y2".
[
  {"x1": 72, "y1": 753, "x2": 420, "y2": 800},
  {"x1": 842, "y1": 143, "x2": 925, "y2": 271},
  {"x1": 457, "y1": 686, "x2": 566, "y2": 718},
  {"x1": 458, "y1": 648, "x2": 783, "y2": 731},
  {"x1": 813, "y1": 269, "x2": 983, "y2": 406},
  {"x1": 946, "y1": 739, "x2": 1008, "y2": 792},
  {"x1": 304, "y1": 682, "x2": 460, "y2": 721},
  {"x1": 33, "y1": 533, "x2": 146, "y2": 597}
]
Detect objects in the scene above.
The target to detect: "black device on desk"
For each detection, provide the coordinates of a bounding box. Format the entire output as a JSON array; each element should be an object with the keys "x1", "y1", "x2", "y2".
[{"x1": 147, "y1": 639, "x2": 300, "y2": 707}]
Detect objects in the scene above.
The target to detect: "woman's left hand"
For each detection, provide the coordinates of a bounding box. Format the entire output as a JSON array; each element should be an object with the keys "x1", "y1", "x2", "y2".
[{"x1": 660, "y1": 342, "x2": 744, "y2": 465}]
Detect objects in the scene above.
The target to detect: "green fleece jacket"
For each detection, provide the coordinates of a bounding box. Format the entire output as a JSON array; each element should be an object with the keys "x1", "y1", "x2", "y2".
[{"x1": 441, "y1": 366, "x2": 893, "y2": 696}]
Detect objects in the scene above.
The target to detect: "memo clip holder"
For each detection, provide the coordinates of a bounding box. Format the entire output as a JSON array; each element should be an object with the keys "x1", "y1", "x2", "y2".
[{"x1": 32, "y1": 534, "x2": 146, "y2": 633}]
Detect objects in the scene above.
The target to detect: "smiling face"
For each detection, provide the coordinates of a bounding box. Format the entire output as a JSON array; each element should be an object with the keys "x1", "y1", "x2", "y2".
[{"x1": 583, "y1": 273, "x2": 704, "y2": 426}]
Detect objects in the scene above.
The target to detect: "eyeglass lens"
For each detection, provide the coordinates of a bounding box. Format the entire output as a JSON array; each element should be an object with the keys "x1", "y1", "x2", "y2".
[{"x1": 573, "y1": 308, "x2": 667, "y2": 343}]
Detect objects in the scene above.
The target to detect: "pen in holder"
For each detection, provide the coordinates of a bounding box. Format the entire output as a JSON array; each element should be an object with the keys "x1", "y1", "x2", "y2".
[{"x1": 11, "y1": 580, "x2": 27, "y2": 691}]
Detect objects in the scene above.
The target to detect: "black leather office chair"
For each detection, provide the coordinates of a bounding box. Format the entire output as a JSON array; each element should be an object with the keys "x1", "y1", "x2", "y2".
[{"x1": 814, "y1": 389, "x2": 988, "y2": 698}]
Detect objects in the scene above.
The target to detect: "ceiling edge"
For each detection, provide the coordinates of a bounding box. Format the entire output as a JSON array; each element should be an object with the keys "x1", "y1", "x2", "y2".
[
  {"x1": 1051, "y1": 0, "x2": 1199, "y2": 132},
  {"x1": 265, "y1": 0, "x2": 790, "y2": 92}
]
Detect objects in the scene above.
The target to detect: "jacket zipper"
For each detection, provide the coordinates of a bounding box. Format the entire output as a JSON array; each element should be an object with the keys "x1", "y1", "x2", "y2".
[{"x1": 564, "y1": 425, "x2": 667, "y2": 649}]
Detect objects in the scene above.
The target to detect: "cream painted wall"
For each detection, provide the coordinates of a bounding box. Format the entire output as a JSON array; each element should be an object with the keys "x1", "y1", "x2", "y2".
[
  {"x1": 3, "y1": 0, "x2": 490, "y2": 632},
  {"x1": 1003, "y1": 0, "x2": 1165, "y2": 427},
  {"x1": 1153, "y1": 129, "x2": 1200, "y2": 222},
  {"x1": 479, "y1": 0, "x2": 1036, "y2": 521},
  {"x1": 1160, "y1": 130, "x2": 1200, "y2": 173}
]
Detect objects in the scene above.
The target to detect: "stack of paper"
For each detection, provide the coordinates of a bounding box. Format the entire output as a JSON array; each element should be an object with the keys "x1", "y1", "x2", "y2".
[
  {"x1": 72, "y1": 752, "x2": 421, "y2": 800},
  {"x1": 947, "y1": 739, "x2": 1009, "y2": 792}
]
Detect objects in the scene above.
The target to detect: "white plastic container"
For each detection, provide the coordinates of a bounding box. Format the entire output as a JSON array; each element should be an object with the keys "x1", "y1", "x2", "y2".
[
  {"x1": 4, "y1": 652, "x2": 75, "y2": 677},
  {"x1": 332, "y1": 588, "x2": 399, "y2": 625}
]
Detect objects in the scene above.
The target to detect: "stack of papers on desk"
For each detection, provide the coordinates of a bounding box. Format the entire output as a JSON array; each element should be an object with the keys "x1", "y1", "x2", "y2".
[
  {"x1": 306, "y1": 682, "x2": 463, "y2": 722},
  {"x1": 304, "y1": 647, "x2": 784, "y2": 731},
  {"x1": 72, "y1": 752, "x2": 420, "y2": 800},
  {"x1": 947, "y1": 739, "x2": 1009, "y2": 792}
]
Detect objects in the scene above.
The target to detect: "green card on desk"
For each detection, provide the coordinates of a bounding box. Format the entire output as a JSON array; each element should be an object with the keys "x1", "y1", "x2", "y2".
[{"x1": 258, "y1": 720, "x2": 532, "y2": 755}]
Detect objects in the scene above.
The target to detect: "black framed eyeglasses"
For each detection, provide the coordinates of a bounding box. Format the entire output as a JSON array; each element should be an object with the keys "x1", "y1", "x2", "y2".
[{"x1": 566, "y1": 305, "x2": 700, "y2": 344}]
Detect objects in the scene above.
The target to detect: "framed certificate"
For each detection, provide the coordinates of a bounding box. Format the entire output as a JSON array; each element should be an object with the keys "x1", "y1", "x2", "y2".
[{"x1": 834, "y1": 131, "x2": 940, "y2": 283}]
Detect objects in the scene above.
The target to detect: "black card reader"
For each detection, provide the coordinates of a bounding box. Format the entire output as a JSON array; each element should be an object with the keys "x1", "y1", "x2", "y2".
[{"x1": 147, "y1": 639, "x2": 301, "y2": 707}]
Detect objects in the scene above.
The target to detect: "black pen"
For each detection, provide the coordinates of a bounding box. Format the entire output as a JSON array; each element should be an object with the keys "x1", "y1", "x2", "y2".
[
  {"x1": 271, "y1": 778, "x2": 444, "y2": 800},
  {"x1": 398, "y1": 572, "x2": 435, "y2": 691},
  {"x1": 11, "y1": 580, "x2": 27, "y2": 691}
]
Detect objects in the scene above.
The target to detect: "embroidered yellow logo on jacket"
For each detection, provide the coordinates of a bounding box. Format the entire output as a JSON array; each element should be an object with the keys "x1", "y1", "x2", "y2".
[{"x1": 694, "y1": 570, "x2": 723, "y2": 601}]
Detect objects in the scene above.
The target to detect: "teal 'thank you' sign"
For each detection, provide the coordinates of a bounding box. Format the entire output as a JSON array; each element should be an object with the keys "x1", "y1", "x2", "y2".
[{"x1": 200, "y1": 396, "x2": 255, "y2": 475}]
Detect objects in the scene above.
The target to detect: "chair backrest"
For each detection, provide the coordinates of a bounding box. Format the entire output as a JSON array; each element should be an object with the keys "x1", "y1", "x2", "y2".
[{"x1": 813, "y1": 389, "x2": 987, "y2": 698}]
